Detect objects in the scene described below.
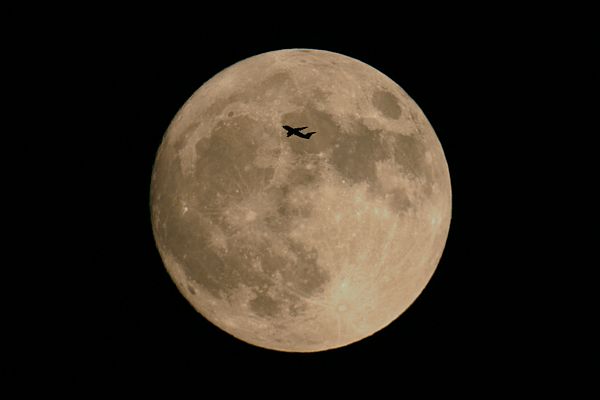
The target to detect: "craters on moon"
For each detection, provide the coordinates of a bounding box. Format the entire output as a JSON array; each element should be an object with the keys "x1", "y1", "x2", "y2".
[{"x1": 151, "y1": 49, "x2": 451, "y2": 352}]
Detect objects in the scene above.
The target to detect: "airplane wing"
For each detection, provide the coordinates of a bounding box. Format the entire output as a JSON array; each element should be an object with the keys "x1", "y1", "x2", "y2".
[{"x1": 297, "y1": 127, "x2": 308, "y2": 131}]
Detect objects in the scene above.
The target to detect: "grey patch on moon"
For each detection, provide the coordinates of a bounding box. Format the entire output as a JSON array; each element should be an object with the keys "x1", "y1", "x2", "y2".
[
  {"x1": 330, "y1": 122, "x2": 388, "y2": 185},
  {"x1": 177, "y1": 221, "x2": 330, "y2": 320},
  {"x1": 165, "y1": 114, "x2": 333, "y2": 320},
  {"x1": 193, "y1": 116, "x2": 275, "y2": 205},
  {"x1": 260, "y1": 72, "x2": 293, "y2": 96},
  {"x1": 393, "y1": 133, "x2": 436, "y2": 198},
  {"x1": 372, "y1": 90, "x2": 402, "y2": 119},
  {"x1": 187, "y1": 284, "x2": 196, "y2": 295}
]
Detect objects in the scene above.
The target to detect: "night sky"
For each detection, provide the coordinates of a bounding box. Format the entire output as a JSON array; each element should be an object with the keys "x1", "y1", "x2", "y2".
[{"x1": 10, "y1": 9, "x2": 581, "y2": 391}]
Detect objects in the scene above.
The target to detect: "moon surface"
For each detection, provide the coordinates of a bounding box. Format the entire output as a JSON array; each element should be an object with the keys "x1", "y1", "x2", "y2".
[{"x1": 150, "y1": 49, "x2": 451, "y2": 352}]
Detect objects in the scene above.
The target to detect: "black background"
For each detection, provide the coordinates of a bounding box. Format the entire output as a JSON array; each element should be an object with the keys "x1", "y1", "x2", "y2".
[
  {"x1": 10, "y1": 7, "x2": 590, "y2": 391},
  {"x1": 89, "y1": 34, "x2": 528, "y2": 378}
]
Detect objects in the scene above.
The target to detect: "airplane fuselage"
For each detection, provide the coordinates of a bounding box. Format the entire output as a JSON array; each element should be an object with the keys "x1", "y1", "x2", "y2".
[{"x1": 282, "y1": 125, "x2": 316, "y2": 140}]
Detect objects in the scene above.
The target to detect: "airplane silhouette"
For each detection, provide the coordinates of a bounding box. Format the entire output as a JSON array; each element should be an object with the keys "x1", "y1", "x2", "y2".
[{"x1": 282, "y1": 125, "x2": 316, "y2": 139}]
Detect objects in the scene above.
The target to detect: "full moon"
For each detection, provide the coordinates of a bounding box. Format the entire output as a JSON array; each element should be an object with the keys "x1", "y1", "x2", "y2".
[{"x1": 150, "y1": 49, "x2": 451, "y2": 352}]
